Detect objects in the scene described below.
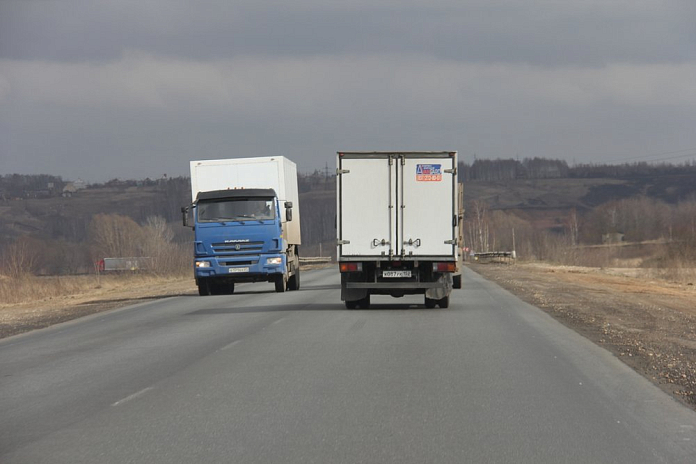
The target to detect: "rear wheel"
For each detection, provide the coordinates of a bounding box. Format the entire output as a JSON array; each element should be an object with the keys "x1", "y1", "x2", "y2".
[
  {"x1": 358, "y1": 294, "x2": 370, "y2": 309},
  {"x1": 345, "y1": 300, "x2": 358, "y2": 309},
  {"x1": 438, "y1": 295, "x2": 450, "y2": 308},
  {"x1": 275, "y1": 274, "x2": 287, "y2": 293},
  {"x1": 424, "y1": 297, "x2": 437, "y2": 308}
]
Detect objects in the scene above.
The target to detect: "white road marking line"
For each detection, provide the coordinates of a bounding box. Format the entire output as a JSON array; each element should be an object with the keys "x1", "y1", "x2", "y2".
[
  {"x1": 112, "y1": 387, "x2": 154, "y2": 407},
  {"x1": 221, "y1": 340, "x2": 242, "y2": 351}
]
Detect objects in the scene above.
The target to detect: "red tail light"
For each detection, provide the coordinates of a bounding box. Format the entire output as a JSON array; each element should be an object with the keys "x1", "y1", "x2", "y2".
[
  {"x1": 339, "y1": 262, "x2": 363, "y2": 272},
  {"x1": 433, "y1": 262, "x2": 456, "y2": 272}
]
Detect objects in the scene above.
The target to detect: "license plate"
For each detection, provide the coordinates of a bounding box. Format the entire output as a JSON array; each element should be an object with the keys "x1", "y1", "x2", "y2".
[
  {"x1": 229, "y1": 267, "x2": 249, "y2": 273},
  {"x1": 383, "y1": 270, "x2": 411, "y2": 278}
]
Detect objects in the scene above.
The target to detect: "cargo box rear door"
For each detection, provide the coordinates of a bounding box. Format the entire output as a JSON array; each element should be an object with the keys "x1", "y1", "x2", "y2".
[
  {"x1": 338, "y1": 154, "x2": 396, "y2": 257},
  {"x1": 399, "y1": 154, "x2": 456, "y2": 257}
]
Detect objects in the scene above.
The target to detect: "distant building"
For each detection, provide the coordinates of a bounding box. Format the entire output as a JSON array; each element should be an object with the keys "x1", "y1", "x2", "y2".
[{"x1": 62, "y1": 178, "x2": 87, "y2": 197}]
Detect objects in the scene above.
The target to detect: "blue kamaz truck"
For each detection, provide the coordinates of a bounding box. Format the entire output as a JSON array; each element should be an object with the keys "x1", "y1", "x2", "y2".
[{"x1": 182, "y1": 156, "x2": 301, "y2": 296}]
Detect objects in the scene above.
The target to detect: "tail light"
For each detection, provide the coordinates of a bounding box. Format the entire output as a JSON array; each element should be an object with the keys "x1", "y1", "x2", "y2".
[
  {"x1": 339, "y1": 262, "x2": 363, "y2": 272},
  {"x1": 433, "y1": 262, "x2": 456, "y2": 272}
]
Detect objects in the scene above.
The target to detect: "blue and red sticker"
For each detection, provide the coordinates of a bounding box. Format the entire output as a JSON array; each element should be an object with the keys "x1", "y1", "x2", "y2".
[{"x1": 416, "y1": 164, "x2": 442, "y2": 181}]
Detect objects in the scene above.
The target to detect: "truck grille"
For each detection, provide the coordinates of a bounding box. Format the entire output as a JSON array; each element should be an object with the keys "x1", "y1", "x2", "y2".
[
  {"x1": 220, "y1": 260, "x2": 259, "y2": 266},
  {"x1": 212, "y1": 241, "x2": 264, "y2": 255}
]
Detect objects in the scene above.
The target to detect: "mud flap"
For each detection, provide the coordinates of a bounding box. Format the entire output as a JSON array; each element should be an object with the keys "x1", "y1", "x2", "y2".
[{"x1": 425, "y1": 274, "x2": 453, "y2": 300}]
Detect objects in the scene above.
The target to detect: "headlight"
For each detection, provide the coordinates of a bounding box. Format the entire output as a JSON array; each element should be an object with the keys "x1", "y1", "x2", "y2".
[
  {"x1": 195, "y1": 261, "x2": 211, "y2": 268},
  {"x1": 266, "y1": 257, "x2": 282, "y2": 265}
]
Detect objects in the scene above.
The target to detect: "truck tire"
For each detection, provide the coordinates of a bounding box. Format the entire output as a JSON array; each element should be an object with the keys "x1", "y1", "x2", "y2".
[
  {"x1": 346, "y1": 294, "x2": 370, "y2": 309},
  {"x1": 358, "y1": 294, "x2": 370, "y2": 309},
  {"x1": 424, "y1": 297, "x2": 437, "y2": 308},
  {"x1": 197, "y1": 281, "x2": 211, "y2": 296},
  {"x1": 275, "y1": 274, "x2": 287, "y2": 293},
  {"x1": 438, "y1": 295, "x2": 450, "y2": 308},
  {"x1": 453, "y1": 275, "x2": 462, "y2": 289},
  {"x1": 288, "y1": 268, "x2": 300, "y2": 291},
  {"x1": 227, "y1": 283, "x2": 235, "y2": 294}
]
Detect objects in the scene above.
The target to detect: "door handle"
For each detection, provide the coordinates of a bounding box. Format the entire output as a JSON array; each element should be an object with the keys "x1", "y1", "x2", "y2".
[
  {"x1": 403, "y1": 238, "x2": 421, "y2": 247},
  {"x1": 372, "y1": 238, "x2": 389, "y2": 247}
]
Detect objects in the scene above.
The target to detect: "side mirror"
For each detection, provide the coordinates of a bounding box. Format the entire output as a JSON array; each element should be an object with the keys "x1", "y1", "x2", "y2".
[
  {"x1": 181, "y1": 206, "x2": 193, "y2": 229},
  {"x1": 285, "y1": 201, "x2": 293, "y2": 222}
]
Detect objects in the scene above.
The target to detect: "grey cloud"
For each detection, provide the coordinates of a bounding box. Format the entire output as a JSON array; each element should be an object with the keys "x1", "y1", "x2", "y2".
[{"x1": 1, "y1": 1, "x2": 695, "y2": 65}]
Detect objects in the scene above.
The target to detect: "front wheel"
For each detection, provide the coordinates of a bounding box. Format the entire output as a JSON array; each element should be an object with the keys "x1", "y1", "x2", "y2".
[
  {"x1": 288, "y1": 268, "x2": 300, "y2": 291},
  {"x1": 275, "y1": 274, "x2": 287, "y2": 293},
  {"x1": 197, "y1": 281, "x2": 211, "y2": 296},
  {"x1": 453, "y1": 274, "x2": 462, "y2": 289}
]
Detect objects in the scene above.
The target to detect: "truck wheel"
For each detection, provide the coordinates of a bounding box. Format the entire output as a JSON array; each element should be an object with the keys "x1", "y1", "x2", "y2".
[
  {"x1": 345, "y1": 300, "x2": 358, "y2": 309},
  {"x1": 453, "y1": 275, "x2": 462, "y2": 289},
  {"x1": 438, "y1": 295, "x2": 450, "y2": 308},
  {"x1": 424, "y1": 297, "x2": 437, "y2": 308},
  {"x1": 275, "y1": 274, "x2": 287, "y2": 293},
  {"x1": 358, "y1": 294, "x2": 370, "y2": 309},
  {"x1": 197, "y1": 281, "x2": 211, "y2": 296},
  {"x1": 227, "y1": 283, "x2": 235, "y2": 294},
  {"x1": 288, "y1": 268, "x2": 300, "y2": 291}
]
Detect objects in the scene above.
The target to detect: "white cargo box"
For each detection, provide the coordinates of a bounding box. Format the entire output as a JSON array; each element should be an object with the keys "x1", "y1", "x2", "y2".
[
  {"x1": 190, "y1": 156, "x2": 301, "y2": 245},
  {"x1": 337, "y1": 152, "x2": 457, "y2": 259}
]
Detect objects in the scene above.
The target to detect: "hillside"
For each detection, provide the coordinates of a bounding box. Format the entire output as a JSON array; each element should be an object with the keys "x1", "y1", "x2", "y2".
[{"x1": 2, "y1": 171, "x2": 695, "y2": 274}]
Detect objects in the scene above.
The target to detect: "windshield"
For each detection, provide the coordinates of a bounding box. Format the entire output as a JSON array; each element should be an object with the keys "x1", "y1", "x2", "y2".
[{"x1": 197, "y1": 198, "x2": 275, "y2": 222}]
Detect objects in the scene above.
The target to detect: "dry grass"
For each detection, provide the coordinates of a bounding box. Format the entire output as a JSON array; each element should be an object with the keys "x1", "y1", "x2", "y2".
[{"x1": 0, "y1": 272, "x2": 190, "y2": 307}]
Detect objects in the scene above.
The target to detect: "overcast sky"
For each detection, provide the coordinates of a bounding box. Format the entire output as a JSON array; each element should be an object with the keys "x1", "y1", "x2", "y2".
[{"x1": 1, "y1": 0, "x2": 696, "y2": 182}]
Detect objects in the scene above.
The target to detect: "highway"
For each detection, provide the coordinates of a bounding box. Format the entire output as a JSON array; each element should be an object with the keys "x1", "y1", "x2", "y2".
[{"x1": 1, "y1": 267, "x2": 695, "y2": 463}]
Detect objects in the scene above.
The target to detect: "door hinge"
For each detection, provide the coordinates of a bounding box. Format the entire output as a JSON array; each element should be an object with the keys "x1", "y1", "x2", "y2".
[
  {"x1": 444, "y1": 167, "x2": 457, "y2": 174},
  {"x1": 444, "y1": 239, "x2": 457, "y2": 245},
  {"x1": 336, "y1": 169, "x2": 350, "y2": 175},
  {"x1": 337, "y1": 239, "x2": 350, "y2": 245}
]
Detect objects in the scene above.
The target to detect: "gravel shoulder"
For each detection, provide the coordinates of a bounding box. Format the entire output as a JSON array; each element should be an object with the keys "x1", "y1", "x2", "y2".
[{"x1": 471, "y1": 262, "x2": 696, "y2": 410}]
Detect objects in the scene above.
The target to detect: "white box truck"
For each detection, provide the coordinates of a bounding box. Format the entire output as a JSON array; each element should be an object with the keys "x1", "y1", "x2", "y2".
[
  {"x1": 337, "y1": 152, "x2": 460, "y2": 308},
  {"x1": 183, "y1": 156, "x2": 301, "y2": 295}
]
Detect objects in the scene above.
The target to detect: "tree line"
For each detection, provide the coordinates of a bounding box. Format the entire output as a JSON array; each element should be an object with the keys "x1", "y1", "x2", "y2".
[{"x1": 458, "y1": 158, "x2": 696, "y2": 182}]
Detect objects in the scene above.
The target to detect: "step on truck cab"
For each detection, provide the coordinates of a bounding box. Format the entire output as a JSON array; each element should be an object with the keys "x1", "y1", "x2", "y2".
[
  {"x1": 183, "y1": 156, "x2": 301, "y2": 296},
  {"x1": 337, "y1": 152, "x2": 460, "y2": 309}
]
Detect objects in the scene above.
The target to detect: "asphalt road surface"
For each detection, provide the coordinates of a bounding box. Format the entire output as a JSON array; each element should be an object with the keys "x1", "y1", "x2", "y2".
[{"x1": 2, "y1": 267, "x2": 696, "y2": 463}]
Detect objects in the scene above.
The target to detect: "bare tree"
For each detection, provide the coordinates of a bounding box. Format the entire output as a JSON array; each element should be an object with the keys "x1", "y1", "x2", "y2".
[
  {"x1": 1, "y1": 236, "x2": 40, "y2": 278},
  {"x1": 88, "y1": 213, "x2": 144, "y2": 259}
]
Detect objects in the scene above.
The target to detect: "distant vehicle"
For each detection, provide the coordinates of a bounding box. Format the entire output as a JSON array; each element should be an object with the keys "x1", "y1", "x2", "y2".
[
  {"x1": 183, "y1": 156, "x2": 301, "y2": 296},
  {"x1": 336, "y1": 152, "x2": 460, "y2": 309},
  {"x1": 97, "y1": 257, "x2": 152, "y2": 272}
]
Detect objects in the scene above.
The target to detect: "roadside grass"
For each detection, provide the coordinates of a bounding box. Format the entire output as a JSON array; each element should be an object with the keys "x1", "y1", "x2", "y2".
[
  {"x1": 523, "y1": 240, "x2": 696, "y2": 285},
  {"x1": 0, "y1": 272, "x2": 191, "y2": 307}
]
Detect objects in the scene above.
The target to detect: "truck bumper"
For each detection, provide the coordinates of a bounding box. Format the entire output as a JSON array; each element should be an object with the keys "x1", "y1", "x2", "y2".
[
  {"x1": 341, "y1": 273, "x2": 453, "y2": 301},
  {"x1": 194, "y1": 254, "x2": 286, "y2": 283}
]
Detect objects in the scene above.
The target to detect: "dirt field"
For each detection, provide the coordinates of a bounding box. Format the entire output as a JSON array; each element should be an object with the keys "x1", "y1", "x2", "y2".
[{"x1": 472, "y1": 262, "x2": 696, "y2": 410}]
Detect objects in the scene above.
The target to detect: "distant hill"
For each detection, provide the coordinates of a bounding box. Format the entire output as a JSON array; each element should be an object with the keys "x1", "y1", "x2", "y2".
[{"x1": 2, "y1": 168, "x2": 695, "y2": 272}]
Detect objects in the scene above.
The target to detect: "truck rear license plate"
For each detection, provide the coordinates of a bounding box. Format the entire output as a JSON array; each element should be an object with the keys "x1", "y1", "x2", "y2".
[
  {"x1": 229, "y1": 267, "x2": 249, "y2": 273},
  {"x1": 383, "y1": 270, "x2": 411, "y2": 278}
]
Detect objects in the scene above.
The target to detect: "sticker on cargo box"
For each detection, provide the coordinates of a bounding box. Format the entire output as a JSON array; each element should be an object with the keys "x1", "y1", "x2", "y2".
[{"x1": 416, "y1": 164, "x2": 442, "y2": 181}]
